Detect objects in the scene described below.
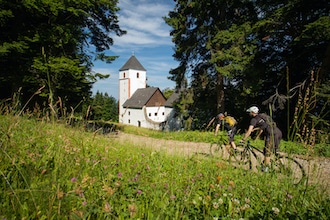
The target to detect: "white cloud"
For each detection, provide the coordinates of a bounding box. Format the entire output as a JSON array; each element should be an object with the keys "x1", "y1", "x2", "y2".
[
  {"x1": 114, "y1": 0, "x2": 173, "y2": 47},
  {"x1": 92, "y1": 0, "x2": 178, "y2": 98}
]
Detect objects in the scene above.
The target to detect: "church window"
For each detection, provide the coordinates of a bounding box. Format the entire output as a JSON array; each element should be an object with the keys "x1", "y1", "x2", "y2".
[
  {"x1": 128, "y1": 111, "x2": 130, "y2": 115},
  {"x1": 137, "y1": 72, "x2": 139, "y2": 78},
  {"x1": 154, "y1": 113, "x2": 157, "y2": 116},
  {"x1": 128, "y1": 119, "x2": 130, "y2": 123},
  {"x1": 123, "y1": 72, "x2": 126, "y2": 78},
  {"x1": 149, "y1": 113, "x2": 151, "y2": 116},
  {"x1": 162, "y1": 112, "x2": 165, "y2": 115}
]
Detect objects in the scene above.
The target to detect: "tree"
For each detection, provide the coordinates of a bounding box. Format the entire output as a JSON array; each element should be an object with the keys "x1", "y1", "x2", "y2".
[
  {"x1": 165, "y1": 0, "x2": 258, "y2": 125},
  {"x1": 165, "y1": 0, "x2": 329, "y2": 140},
  {"x1": 90, "y1": 91, "x2": 118, "y2": 122},
  {"x1": 0, "y1": 0, "x2": 125, "y2": 114}
]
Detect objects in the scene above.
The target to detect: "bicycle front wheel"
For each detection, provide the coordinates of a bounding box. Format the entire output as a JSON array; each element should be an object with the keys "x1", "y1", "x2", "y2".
[
  {"x1": 233, "y1": 148, "x2": 252, "y2": 169},
  {"x1": 210, "y1": 143, "x2": 224, "y2": 158},
  {"x1": 273, "y1": 156, "x2": 305, "y2": 184}
]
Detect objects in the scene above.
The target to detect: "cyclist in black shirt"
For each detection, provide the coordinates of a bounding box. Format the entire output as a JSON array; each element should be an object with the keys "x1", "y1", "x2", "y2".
[{"x1": 241, "y1": 106, "x2": 282, "y2": 171}]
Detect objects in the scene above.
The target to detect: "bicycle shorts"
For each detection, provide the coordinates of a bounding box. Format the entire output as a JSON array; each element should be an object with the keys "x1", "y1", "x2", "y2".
[
  {"x1": 264, "y1": 127, "x2": 282, "y2": 157},
  {"x1": 227, "y1": 127, "x2": 237, "y2": 142}
]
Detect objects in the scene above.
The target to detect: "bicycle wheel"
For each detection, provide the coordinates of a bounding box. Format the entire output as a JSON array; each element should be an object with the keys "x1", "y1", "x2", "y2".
[
  {"x1": 272, "y1": 156, "x2": 305, "y2": 184},
  {"x1": 233, "y1": 148, "x2": 252, "y2": 169},
  {"x1": 210, "y1": 142, "x2": 224, "y2": 158}
]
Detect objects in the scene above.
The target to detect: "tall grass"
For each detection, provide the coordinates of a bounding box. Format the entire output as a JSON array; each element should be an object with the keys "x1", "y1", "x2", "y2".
[{"x1": 0, "y1": 115, "x2": 329, "y2": 219}]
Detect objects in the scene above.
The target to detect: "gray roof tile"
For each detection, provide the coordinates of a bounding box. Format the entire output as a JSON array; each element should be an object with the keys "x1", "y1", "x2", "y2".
[
  {"x1": 119, "y1": 55, "x2": 146, "y2": 71},
  {"x1": 123, "y1": 87, "x2": 158, "y2": 108},
  {"x1": 165, "y1": 92, "x2": 180, "y2": 107}
]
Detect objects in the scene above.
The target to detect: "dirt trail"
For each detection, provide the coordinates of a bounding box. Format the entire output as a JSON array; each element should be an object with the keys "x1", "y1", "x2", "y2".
[{"x1": 116, "y1": 132, "x2": 330, "y2": 193}]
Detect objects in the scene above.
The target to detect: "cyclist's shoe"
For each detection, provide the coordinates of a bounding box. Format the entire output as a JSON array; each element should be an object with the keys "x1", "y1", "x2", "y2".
[{"x1": 261, "y1": 165, "x2": 269, "y2": 172}]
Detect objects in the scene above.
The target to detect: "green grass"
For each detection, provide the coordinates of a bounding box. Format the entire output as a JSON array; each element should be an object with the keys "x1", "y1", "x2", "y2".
[
  {"x1": 1, "y1": 115, "x2": 329, "y2": 219},
  {"x1": 121, "y1": 124, "x2": 329, "y2": 157}
]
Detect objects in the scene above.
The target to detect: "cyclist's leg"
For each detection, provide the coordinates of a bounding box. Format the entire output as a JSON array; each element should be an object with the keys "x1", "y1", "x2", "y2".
[
  {"x1": 263, "y1": 137, "x2": 273, "y2": 171},
  {"x1": 228, "y1": 128, "x2": 237, "y2": 150}
]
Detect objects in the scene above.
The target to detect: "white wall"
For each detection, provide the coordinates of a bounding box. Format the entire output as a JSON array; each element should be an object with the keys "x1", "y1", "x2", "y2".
[
  {"x1": 119, "y1": 69, "x2": 146, "y2": 123},
  {"x1": 121, "y1": 106, "x2": 168, "y2": 130}
]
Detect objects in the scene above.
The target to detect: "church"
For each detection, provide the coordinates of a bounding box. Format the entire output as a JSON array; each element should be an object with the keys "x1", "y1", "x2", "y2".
[{"x1": 118, "y1": 55, "x2": 181, "y2": 130}]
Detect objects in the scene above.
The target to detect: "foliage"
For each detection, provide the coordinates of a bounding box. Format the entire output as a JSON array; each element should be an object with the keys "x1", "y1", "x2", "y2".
[
  {"x1": 0, "y1": 0, "x2": 125, "y2": 113},
  {"x1": 0, "y1": 115, "x2": 329, "y2": 219},
  {"x1": 165, "y1": 0, "x2": 330, "y2": 143},
  {"x1": 88, "y1": 91, "x2": 118, "y2": 122}
]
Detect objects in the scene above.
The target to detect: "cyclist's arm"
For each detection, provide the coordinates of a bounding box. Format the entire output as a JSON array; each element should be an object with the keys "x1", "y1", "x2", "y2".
[
  {"x1": 214, "y1": 124, "x2": 220, "y2": 136},
  {"x1": 241, "y1": 125, "x2": 254, "y2": 141}
]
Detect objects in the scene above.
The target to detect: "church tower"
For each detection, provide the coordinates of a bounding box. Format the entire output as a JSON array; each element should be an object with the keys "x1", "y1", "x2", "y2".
[{"x1": 118, "y1": 55, "x2": 147, "y2": 123}]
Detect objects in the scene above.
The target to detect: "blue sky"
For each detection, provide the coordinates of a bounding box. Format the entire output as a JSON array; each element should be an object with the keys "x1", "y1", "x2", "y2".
[{"x1": 91, "y1": 0, "x2": 178, "y2": 99}]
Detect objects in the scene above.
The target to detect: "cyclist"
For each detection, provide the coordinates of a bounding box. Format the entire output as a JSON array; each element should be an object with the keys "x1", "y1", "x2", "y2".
[
  {"x1": 214, "y1": 113, "x2": 238, "y2": 151},
  {"x1": 240, "y1": 106, "x2": 282, "y2": 172}
]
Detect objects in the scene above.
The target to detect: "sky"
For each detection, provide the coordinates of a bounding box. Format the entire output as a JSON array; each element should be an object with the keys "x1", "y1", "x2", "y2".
[{"x1": 91, "y1": 0, "x2": 178, "y2": 99}]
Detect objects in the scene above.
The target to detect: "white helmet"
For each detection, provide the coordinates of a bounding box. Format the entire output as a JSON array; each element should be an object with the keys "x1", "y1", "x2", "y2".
[{"x1": 246, "y1": 106, "x2": 259, "y2": 114}]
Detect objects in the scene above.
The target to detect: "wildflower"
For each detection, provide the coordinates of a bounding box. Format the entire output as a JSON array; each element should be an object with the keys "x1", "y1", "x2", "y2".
[
  {"x1": 104, "y1": 202, "x2": 111, "y2": 212},
  {"x1": 287, "y1": 193, "x2": 293, "y2": 199},
  {"x1": 74, "y1": 187, "x2": 83, "y2": 196},
  {"x1": 57, "y1": 191, "x2": 64, "y2": 200},
  {"x1": 137, "y1": 189, "x2": 142, "y2": 195},
  {"x1": 114, "y1": 181, "x2": 121, "y2": 187},
  {"x1": 82, "y1": 200, "x2": 87, "y2": 206},
  {"x1": 141, "y1": 153, "x2": 145, "y2": 157},
  {"x1": 71, "y1": 177, "x2": 77, "y2": 183},
  {"x1": 117, "y1": 172, "x2": 122, "y2": 178},
  {"x1": 216, "y1": 176, "x2": 221, "y2": 182},
  {"x1": 210, "y1": 183, "x2": 215, "y2": 189},
  {"x1": 218, "y1": 198, "x2": 223, "y2": 205},
  {"x1": 103, "y1": 186, "x2": 115, "y2": 196},
  {"x1": 245, "y1": 197, "x2": 250, "y2": 204},
  {"x1": 170, "y1": 195, "x2": 176, "y2": 200},
  {"x1": 128, "y1": 204, "x2": 138, "y2": 218},
  {"x1": 228, "y1": 180, "x2": 235, "y2": 187},
  {"x1": 272, "y1": 207, "x2": 280, "y2": 215},
  {"x1": 213, "y1": 202, "x2": 219, "y2": 209},
  {"x1": 232, "y1": 198, "x2": 240, "y2": 206},
  {"x1": 223, "y1": 193, "x2": 227, "y2": 197},
  {"x1": 132, "y1": 174, "x2": 139, "y2": 182}
]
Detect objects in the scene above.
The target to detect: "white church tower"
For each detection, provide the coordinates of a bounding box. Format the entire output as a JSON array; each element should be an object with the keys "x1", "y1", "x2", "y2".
[{"x1": 118, "y1": 55, "x2": 147, "y2": 123}]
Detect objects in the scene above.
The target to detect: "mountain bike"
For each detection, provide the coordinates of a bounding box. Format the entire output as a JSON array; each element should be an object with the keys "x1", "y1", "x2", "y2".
[
  {"x1": 210, "y1": 133, "x2": 241, "y2": 162},
  {"x1": 237, "y1": 140, "x2": 306, "y2": 184}
]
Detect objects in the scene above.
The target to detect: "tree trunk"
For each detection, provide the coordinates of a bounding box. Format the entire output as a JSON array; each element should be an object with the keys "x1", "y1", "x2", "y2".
[{"x1": 216, "y1": 72, "x2": 225, "y2": 114}]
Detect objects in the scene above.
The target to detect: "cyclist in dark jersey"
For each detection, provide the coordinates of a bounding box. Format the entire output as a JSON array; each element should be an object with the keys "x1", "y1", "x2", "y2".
[
  {"x1": 241, "y1": 106, "x2": 282, "y2": 171},
  {"x1": 214, "y1": 113, "x2": 238, "y2": 150}
]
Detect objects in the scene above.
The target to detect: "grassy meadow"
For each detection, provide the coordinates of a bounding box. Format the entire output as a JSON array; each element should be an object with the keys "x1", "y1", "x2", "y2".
[{"x1": 1, "y1": 115, "x2": 329, "y2": 219}]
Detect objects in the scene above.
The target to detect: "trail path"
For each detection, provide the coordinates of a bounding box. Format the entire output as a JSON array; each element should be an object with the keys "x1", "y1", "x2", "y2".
[{"x1": 116, "y1": 132, "x2": 330, "y2": 193}]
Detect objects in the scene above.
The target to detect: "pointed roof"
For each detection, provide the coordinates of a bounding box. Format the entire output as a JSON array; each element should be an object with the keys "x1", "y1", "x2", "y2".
[
  {"x1": 119, "y1": 55, "x2": 146, "y2": 71},
  {"x1": 165, "y1": 92, "x2": 180, "y2": 107},
  {"x1": 123, "y1": 87, "x2": 160, "y2": 108}
]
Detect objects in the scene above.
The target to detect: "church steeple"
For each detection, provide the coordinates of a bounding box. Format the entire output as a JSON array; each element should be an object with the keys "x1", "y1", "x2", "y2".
[
  {"x1": 118, "y1": 55, "x2": 147, "y2": 123},
  {"x1": 119, "y1": 55, "x2": 146, "y2": 71}
]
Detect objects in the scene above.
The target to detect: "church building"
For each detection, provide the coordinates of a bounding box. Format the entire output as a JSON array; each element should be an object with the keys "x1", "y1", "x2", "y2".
[{"x1": 118, "y1": 55, "x2": 181, "y2": 130}]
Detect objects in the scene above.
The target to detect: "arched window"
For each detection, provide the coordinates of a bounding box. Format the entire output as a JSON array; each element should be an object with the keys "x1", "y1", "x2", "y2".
[
  {"x1": 137, "y1": 72, "x2": 139, "y2": 78},
  {"x1": 123, "y1": 72, "x2": 126, "y2": 78}
]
